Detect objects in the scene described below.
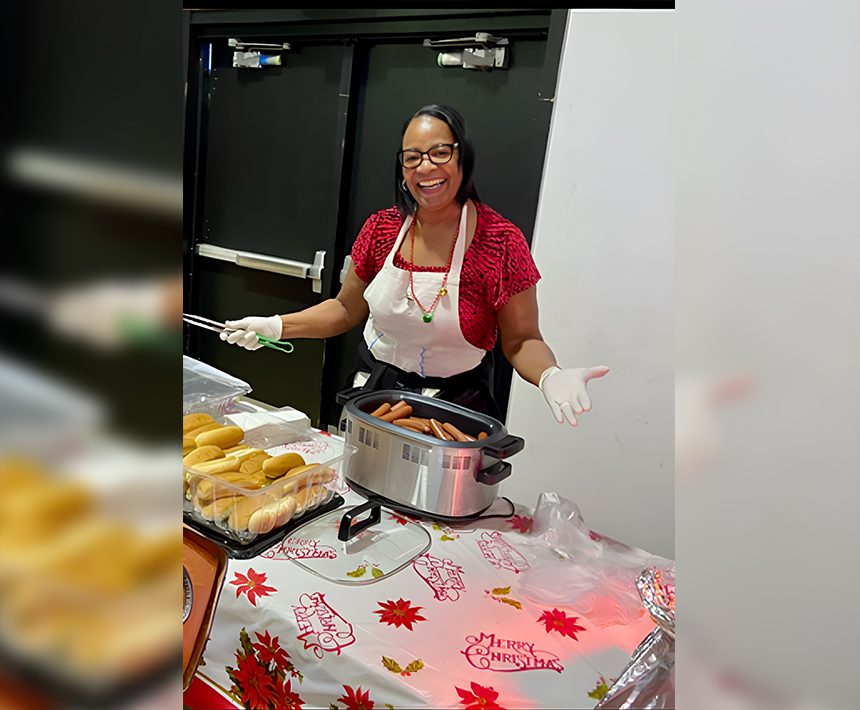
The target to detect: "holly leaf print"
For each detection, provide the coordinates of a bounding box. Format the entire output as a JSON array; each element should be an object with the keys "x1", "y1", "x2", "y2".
[
  {"x1": 491, "y1": 586, "x2": 511, "y2": 596},
  {"x1": 403, "y1": 659, "x2": 424, "y2": 675},
  {"x1": 385, "y1": 705, "x2": 396, "y2": 710},
  {"x1": 440, "y1": 534, "x2": 456, "y2": 542},
  {"x1": 371, "y1": 566, "x2": 384, "y2": 579},
  {"x1": 381, "y1": 656, "x2": 403, "y2": 674},
  {"x1": 537, "y1": 608, "x2": 587, "y2": 640},
  {"x1": 588, "y1": 676, "x2": 610, "y2": 700},
  {"x1": 499, "y1": 597, "x2": 522, "y2": 610},
  {"x1": 330, "y1": 705, "x2": 339, "y2": 710},
  {"x1": 346, "y1": 565, "x2": 367, "y2": 578}
]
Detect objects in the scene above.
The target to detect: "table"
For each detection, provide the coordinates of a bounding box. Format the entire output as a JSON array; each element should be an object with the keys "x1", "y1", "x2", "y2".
[{"x1": 185, "y1": 482, "x2": 669, "y2": 710}]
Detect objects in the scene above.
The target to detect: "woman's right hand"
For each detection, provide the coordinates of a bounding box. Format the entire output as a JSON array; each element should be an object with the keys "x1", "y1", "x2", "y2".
[{"x1": 219, "y1": 315, "x2": 282, "y2": 350}]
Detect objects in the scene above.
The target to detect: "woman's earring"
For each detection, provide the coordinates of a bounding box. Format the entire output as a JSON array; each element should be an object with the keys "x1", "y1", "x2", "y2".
[{"x1": 401, "y1": 179, "x2": 408, "y2": 191}]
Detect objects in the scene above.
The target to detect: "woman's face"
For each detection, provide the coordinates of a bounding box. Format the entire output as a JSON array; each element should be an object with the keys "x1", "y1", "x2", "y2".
[{"x1": 401, "y1": 115, "x2": 463, "y2": 214}]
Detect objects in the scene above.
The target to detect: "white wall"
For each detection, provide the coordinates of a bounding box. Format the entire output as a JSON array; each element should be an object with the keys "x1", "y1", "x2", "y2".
[{"x1": 502, "y1": 10, "x2": 674, "y2": 559}]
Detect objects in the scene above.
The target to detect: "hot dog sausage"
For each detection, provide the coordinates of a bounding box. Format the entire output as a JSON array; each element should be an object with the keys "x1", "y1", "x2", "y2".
[
  {"x1": 429, "y1": 419, "x2": 454, "y2": 441},
  {"x1": 442, "y1": 422, "x2": 471, "y2": 443},
  {"x1": 379, "y1": 405, "x2": 413, "y2": 422},
  {"x1": 370, "y1": 402, "x2": 392, "y2": 417},
  {"x1": 394, "y1": 418, "x2": 431, "y2": 433}
]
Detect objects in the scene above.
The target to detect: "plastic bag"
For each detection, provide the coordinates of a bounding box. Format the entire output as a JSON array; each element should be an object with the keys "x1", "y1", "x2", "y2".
[{"x1": 517, "y1": 492, "x2": 673, "y2": 628}]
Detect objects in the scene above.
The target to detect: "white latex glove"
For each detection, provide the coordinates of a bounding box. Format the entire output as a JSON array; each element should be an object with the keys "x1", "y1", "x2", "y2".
[
  {"x1": 219, "y1": 315, "x2": 282, "y2": 351},
  {"x1": 539, "y1": 365, "x2": 610, "y2": 427}
]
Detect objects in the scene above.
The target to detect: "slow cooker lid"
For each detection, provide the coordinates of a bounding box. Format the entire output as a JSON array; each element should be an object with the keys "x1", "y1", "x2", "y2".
[{"x1": 284, "y1": 505, "x2": 431, "y2": 585}]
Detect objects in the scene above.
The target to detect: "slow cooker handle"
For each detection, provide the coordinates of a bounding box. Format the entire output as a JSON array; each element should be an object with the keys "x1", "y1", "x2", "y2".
[
  {"x1": 481, "y1": 434, "x2": 525, "y2": 459},
  {"x1": 337, "y1": 500, "x2": 382, "y2": 541},
  {"x1": 335, "y1": 386, "x2": 366, "y2": 406},
  {"x1": 476, "y1": 460, "x2": 512, "y2": 485}
]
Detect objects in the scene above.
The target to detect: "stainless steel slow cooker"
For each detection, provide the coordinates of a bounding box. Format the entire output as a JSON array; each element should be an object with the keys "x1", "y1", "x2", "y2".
[{"x1": 337, "y1": 388, "x2": 525, "y2": 519}]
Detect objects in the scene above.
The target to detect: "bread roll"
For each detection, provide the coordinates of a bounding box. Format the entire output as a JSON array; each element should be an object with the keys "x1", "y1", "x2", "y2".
[
  {"x1": 197, "y1": 497, "x2": 235, "y2": 522},
  {"x1": 194, "y1": 457, "x2": 241, "y2": 475},
  {"x1": 185, "y1": 421, "x2": 222, "y2": 439},
  {"x1": 183, "y1": 445, "x2": 224, "y2": 467},
  {"x1": 248, "y1": 504, "x2": 278, "y2": 535},
  {"x1": 240, "y1": 455, "x2": 269, "y2": 475},
  {"x1": 294, "y1": 485, "x2": 325, "y2": 515},
  {"x1": 228, "y1": 496, "x2": 274, "y2": 531},
  {"x1": 183, "y1": 413, "x2": 214, "y2": 433},
  {"x1": 195, "y1": 425, "x2": 244, "y2": 449},
  {"x1": 274, "y1": 495, "x2": 297, "y2": 527},
  {"x1": 224, "y1": 444, "x2": 249, "y2": 454},
  {"x1": 193, "y1": 471, "x2": 267, "y2": 500},
  {"x1": 261, "y1": 452, "x2": 306, "y2": 478}
]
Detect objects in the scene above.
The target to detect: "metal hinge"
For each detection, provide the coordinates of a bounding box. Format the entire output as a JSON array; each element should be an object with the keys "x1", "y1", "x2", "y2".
[
  {"x1": 423, "y1": 33, "x2": 509, "y2": 71},
  {"x1": 229, "y1": 37, "x2": 291, "y2": 69}
]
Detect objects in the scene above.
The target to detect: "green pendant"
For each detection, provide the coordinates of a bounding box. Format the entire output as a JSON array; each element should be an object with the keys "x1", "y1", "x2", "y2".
[{"x1": 422, "y1": 313, "x2": 433, "y2": 323}]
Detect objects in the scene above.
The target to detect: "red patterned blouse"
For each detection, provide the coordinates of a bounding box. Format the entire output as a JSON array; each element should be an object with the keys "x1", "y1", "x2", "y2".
[{"x1": 350, "y1": 202, "x2": 541, "y2": 351}]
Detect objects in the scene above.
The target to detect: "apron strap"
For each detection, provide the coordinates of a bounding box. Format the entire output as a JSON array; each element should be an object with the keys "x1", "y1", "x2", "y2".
[{"x1": 349, "y1": 338, "x2": 500, "y2": 418}]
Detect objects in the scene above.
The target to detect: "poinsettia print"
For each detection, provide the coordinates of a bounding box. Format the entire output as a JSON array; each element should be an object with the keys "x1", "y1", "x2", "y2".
[
  {"x1": 537, "y1": 608, "x2": 586, "y2": 640},
  {"x1": 388, "y1": 513, "x2": 409, "y2": 526},
  {"x1": 455, "y1": 682, "x2": 505, "y2": 710},
  {"x1": 252, "y1": 630, "x2": 294, "y2": 675},
  {"x1": 226, "y1": 627, "x2": 305, "y2": 710},
  {"x1": 230, "y1": 568, "x2": 276, "y2": 606},
  {"x1": 374, "y1": 598, "x2": 427, "y2": 630},
  {"x1": 337, "y1": 685, "x2": 375, "y2": 710},
  {"x1": 273, "y1": 678, "x2": 304, "y2": 710},
  {"x1": 508, "y1": 514, "x2": 533, "y2": 534},
  {"x1": 228, "y1": 652, "x2": 276, "y2": 710}
]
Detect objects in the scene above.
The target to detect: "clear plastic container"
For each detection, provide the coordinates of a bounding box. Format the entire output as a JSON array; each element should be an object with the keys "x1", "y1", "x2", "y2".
[
  {"x1": 183, "y1": 412, "x2": 355, "y2": 544},
  {"x1": 182, "y1": 356, "x2": 252, "y2": 417}
]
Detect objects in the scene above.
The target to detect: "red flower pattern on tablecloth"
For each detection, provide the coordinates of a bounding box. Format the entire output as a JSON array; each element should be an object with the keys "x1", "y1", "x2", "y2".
[
  {"x1": 507, "y1": 515, "x2": 533, "y2": 534},
  {"x1": 273, "y1": 678, "x2": 304, "y2": 710},
  {"x1": 226, "y1": 627, "x2": 304, "y2": 710},
  {"x1": 252, "y1": 630, "x2": 295, "y2": 675},
  {"x1": 455, "y1": 682, "x2": 505, "y2": 710},
  {"x1": 374, "y1": 598, "x2": 427, "y2": 630},
  {"x1": 388, "y1": 513, "x2": 409, "y2": 526},
  {"x1": 337, "y1": 685, "x2": 375, "y2": 710},
  {"x1": 230, "y1": 569, "x2": 276, "y2": 606},
  {"x1": 537, "y1": 608, "x2": 586, "y2": 640},
  {"x1": 229, "y1": 652, "x2": 276, "y2": 710}
]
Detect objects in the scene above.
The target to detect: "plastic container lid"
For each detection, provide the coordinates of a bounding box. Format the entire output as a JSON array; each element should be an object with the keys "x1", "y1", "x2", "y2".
[
  {"x1": 183, "y1": 356, "x2": 252, "y2": 416},
  {"x1": 270, "y1": 505, "x2": 431, "y2": 584}
]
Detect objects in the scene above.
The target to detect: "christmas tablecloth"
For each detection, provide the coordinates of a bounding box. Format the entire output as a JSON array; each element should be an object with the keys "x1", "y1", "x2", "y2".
[{"x1": 186, "y1": 489, "x2": 666, "y2": 710}]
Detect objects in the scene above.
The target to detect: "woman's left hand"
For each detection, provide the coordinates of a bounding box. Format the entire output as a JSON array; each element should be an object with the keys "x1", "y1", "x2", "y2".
[{"x1": 539, "y1": 366, "x2": 610, "y2": 427}]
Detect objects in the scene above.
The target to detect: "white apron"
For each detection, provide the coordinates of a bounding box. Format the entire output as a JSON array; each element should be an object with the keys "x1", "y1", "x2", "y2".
[{"x1": 359, "y1": 204, "x2": 485, "y2": 385}]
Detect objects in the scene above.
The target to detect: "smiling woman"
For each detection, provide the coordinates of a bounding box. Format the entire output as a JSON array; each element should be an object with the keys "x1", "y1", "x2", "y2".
[{"x1": 221, "y1": 104, "x2": 609, "y2": 426}]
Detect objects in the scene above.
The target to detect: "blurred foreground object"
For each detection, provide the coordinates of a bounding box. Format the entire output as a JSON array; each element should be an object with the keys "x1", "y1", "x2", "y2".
[
  {"x1": 0, "y1": 355, "x2": 179, "y2": 705},
  {"x1": 595, "y1": 568, "x2": 675, "y2": 709},
  {"x1": 0, "y1": 274, "x2": 182, "y2": 354},
  {"x1": 0, "y1": 456, "x2": 179, "y2": 700}
]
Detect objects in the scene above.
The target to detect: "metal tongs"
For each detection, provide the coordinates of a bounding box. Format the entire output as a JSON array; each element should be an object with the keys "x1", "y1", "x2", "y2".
[{"x1": 182, "y1": 313, "x2": 294, "y2": 353}]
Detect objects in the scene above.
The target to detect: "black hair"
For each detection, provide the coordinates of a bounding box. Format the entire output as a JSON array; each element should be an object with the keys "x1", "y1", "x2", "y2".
[{"x1": 394, "y1": 104, "x2": 481, "y2": 217}]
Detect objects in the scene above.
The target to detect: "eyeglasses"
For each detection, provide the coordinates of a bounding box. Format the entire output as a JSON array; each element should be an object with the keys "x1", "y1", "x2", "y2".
[{"x1": 397, "y1": 143, "x2": 459, "y2": 169}]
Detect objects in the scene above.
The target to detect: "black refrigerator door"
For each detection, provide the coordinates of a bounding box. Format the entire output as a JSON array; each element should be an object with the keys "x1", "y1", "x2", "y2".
[
  {"x1": 187, "y1": 40, "x2": 353, "y2": 424},
  {"x1": 321, "y1": 37, "x2": 555, "y2": 426}
]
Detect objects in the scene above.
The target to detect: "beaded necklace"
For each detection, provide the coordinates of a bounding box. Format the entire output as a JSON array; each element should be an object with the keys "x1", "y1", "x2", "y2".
[{"x1": 407, "y1": 217, "x2": 459, "y2": 323}]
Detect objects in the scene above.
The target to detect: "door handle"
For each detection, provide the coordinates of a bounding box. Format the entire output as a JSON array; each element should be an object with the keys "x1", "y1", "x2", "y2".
[{"x1": 197, "y1": 243, "x2": 326, "y2": 294}]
